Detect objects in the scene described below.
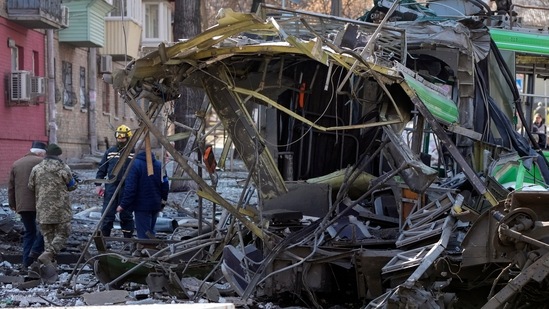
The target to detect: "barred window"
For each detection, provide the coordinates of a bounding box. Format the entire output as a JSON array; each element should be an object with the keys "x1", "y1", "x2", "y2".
[
  {"x1": 103, "y1": 81, "x2": 111, "y2": 113},
  {"x1": 62, "y1": 61, "x2": 75, "y2": 108},
  {"x1": 80, "y1": 67, "x2": 88, "y2": 110}
]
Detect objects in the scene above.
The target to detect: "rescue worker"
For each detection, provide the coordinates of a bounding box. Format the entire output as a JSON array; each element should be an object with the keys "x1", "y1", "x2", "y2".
[
  {"x1": 8, "y1": 141, "x2": 46, "y2": 268},
  {"x1": 95, "y1": 125, "x2": 135, "y2": 238},
  {"x1": 28, "y1": 143, "x2": 77, "y2": 282}
]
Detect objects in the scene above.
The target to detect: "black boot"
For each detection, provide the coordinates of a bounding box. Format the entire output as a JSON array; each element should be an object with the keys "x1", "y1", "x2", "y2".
[
  {"x1": 38, "y1": 251, "x2": 58, "y2": 283},
  {"x1": 123, "y1": 231, "x2": 133, "y2": 252},
  {"x1": 25, "y1": 251, "x2": 41, "y2": 268},
  {"x1": 99, "y1": 230, "x2": 112, "y2": 249}
]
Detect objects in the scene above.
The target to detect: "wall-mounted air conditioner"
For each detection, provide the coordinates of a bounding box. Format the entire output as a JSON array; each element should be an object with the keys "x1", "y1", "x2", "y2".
[
  {"x1": 100, "y1": 55, "x2": 113, "y2": 73},
  {"x1": 61, "y1": 6, "x2": 69, "y2": 28},
  {"x1": 31, "y1": 76, "x2": 46, "y2": 96},
  {"x1": 10, "y1": 71, "x2": 31, "y2": 101}
]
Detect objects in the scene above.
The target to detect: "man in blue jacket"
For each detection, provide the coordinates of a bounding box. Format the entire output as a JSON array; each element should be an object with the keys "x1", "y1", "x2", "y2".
[{"x1": 116, "y1": 149, "x2": 169, "y2": 240}]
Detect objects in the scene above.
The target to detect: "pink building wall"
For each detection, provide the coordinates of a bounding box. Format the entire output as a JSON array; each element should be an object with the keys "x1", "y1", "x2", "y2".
[{"x1": 0, "y1": 17, "x2": 47, "y2": 184}]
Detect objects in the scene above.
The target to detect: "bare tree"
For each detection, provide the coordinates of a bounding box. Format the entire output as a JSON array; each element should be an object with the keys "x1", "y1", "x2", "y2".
[
  {"x1": 201, "y1": 0, "x2": 373, "y2": 27},
  {"x1": 287, "y1": 0, "x2": 373, "y2": 19},
  {"x1": 515, "y1": 0, "x2": 549, "y2": 26},
  {"x1": 203, "y1": 0, "x2": 253, "y2": 27}
]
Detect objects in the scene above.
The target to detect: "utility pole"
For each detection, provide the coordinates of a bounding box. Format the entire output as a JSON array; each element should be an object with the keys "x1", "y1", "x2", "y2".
[
  {"x1": 47, "y1": 29, "x2": 57, "y2": 144},
  {"x1": 89, "y1": 48, "x2": 98, "y2": 154}
]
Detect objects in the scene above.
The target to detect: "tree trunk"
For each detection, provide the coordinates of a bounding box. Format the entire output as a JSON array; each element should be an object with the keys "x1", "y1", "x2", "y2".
[
  {"x1": 251, "y1": 0, "x2": 264, "y2": 13},
  {"x1": 171, "y1": 0, "x2": 205, "y2": 192}
]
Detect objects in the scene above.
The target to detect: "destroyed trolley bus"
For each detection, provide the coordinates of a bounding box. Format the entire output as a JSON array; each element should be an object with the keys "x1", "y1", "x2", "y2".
[{"x1": 72, "y1": 2, "x2": 549, "y2": 308}]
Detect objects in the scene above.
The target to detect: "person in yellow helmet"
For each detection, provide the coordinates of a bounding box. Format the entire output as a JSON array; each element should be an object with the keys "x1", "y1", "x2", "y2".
[{"x1": 94, "y1": 125, "x2": 135, "y2": 239}]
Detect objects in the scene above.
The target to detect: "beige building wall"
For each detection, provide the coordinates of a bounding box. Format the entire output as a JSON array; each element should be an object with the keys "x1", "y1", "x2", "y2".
[
  {"x1": 55, "y1": 44, "x2": 91, "y2": 161},
  {"x1": 94, "y1": 60, "x2": 139, "y2": 154},
  {"x1": 10, "y1": 0, "x2": 175, "y2": 164},
  {"x1": 55, "y1": 43, "x2": 138, "y2": 162}
]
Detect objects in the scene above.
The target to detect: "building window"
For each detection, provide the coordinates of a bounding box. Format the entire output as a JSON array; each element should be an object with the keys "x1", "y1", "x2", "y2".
[
  {"x1": 11, "y1": 46, "x2": 19, "y2": 71},
  {"x1": 80, "y1": 67, "x2": 87, "y2": 110},
  {"x1": 103, "y1": 81, "x2": 111, "y2": 113},
  {"x1": 17, "y1": 47, "x2": 23, "y2": 70},
  {"x1": 33, "y1": 51, "x2": 39, "y2": 75},
  {"x1": 62, "y1": 61, "x2": 75, "y2": 107},
  {"x1": 108, "y1": 0, "x2": 141, "y2": 19},
  {"x1": 145, "y1": 4, "x2": 159, "y2": 38},
  {"x1": 110, "y1": 0, "x2": 127, "y2": 17}
]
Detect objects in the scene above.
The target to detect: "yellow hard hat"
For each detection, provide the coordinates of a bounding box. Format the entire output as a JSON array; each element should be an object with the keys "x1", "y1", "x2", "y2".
[{"x1": 115, "y1": 125, "x2": 132, "y2": 139}]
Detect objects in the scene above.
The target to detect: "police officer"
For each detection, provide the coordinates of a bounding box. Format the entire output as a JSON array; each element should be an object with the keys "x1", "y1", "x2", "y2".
[{"x1": 95, "y1": 125, "x2": 135, "y2": 238}]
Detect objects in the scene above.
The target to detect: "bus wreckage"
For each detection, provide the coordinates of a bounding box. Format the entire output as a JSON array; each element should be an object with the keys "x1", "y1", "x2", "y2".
[{"x1": 85, "y1": 2, "x2": 549, "y2": 308}]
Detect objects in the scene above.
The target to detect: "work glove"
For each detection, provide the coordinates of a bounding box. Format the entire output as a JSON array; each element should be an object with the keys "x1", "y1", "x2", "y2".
[
  {"x1": 95, "y1": 186, "x2": 105, "y2": 197},
  {"x1": 72, "y1": 172, "x2": 82, "y2": 183}
]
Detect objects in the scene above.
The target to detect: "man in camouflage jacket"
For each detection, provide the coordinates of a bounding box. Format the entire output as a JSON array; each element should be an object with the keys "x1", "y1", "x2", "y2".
[{"x1": 28, "y1": 143, "x2": 77, "y2": 268}]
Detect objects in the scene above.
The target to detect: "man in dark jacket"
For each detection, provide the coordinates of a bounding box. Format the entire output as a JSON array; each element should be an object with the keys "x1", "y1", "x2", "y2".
[
  {"x1": 8, "y1": 141, "x2": 46, "y2": 268},
  {"x1": 532, "y1": 113, "x2": 547, "y2": 149},
  {"x1": 116, "y1": 150, "x2": 169, "y2": 240},
  {"x1": 95, "y1": 124, "x2": 135, "y2": 238}
]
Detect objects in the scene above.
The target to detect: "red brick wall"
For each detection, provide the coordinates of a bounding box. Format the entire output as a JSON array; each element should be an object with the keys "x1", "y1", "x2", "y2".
[
  {"x1": 0, "y1": 19, "x2": 141, "y2": 185},
  {"x1": 0, "y1": 18, "x2": 47, "y2": 184}
]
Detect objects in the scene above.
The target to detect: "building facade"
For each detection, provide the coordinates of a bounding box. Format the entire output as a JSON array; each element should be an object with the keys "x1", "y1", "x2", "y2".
[{"x1": 0, "y1": 0, "x2": 173, "y2": 184}]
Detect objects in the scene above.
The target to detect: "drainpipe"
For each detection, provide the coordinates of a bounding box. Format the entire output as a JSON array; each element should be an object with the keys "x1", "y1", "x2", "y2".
[
  {"x1": 89, "y1": 47, "x2": 98, "y2": 154},
  {"x1": 331, "y1": 0, "x2": 342, "y2": 16},
  {"x1": 47, "y1": 29, "x2": 57, "y2": 144}
]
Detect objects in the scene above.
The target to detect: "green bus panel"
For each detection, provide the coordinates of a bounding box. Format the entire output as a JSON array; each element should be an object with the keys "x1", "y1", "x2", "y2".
[{"x1": 491, "y1": 28, "x2": 549, "y2": 56}]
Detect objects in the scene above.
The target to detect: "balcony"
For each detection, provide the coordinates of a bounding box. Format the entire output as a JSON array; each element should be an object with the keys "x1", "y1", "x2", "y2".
[
  {"x1": 58, "y1": 0, "x2": 112, "y2": 47},
  {"x1": 99, "y1": 19, "x2": 142, "y2": 61},
  {"x1": 7, "y1": 0, "x2": 65, "y2": 29}
]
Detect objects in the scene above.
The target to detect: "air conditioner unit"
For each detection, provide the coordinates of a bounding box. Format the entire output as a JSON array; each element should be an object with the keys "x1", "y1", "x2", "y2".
[
  {"x1": 31, "y1": 76, "x2": 46, "y2": 96},
  {"x1": 10, "y1": 71, "x2": 31, "y2": 101},
  {"x1": 100, "y1": 55, "x2": 113, "y2": 73},
  {"x1": 61, "y1": 6, "x2": 69, "y2": 28}
]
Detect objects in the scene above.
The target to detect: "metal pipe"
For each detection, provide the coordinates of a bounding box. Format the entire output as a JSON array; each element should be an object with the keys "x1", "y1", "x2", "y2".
[
  {"x1": 88, "y1": 47, "x2": 98, "y2": 153},
  {"x1": 47, "y1": 29, "x2": 57, "y2": 144},
  {"x1": 499, "y1": 223, "x2": 549, "y2": 251}
]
